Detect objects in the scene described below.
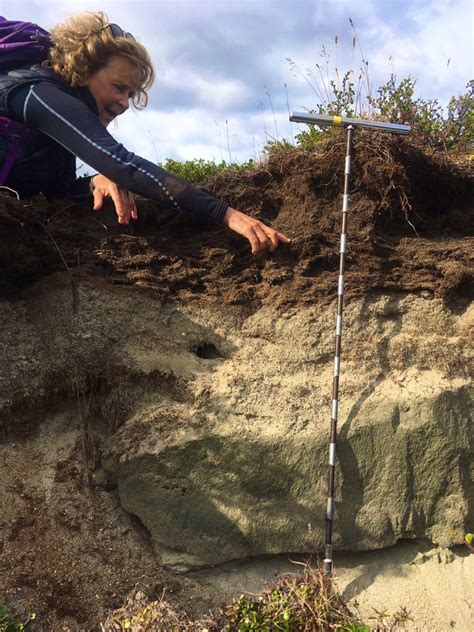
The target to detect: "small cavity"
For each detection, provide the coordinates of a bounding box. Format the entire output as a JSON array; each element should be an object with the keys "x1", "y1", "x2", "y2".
[{"x1": 193, "y1": 342, "x2": 223, "y2": 360}]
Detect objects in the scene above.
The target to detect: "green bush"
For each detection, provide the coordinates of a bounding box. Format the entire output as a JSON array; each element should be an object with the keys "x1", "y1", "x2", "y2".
[
  {"x1": 160, "y1": 157, "x2": 255, "y2": 185},
  {"x1": 262, "y1": 138, "x2": 297, "y2": 157},
  {"x1": 293, "y1": 75, "x2": 473, "y2": 152},
  {"x1": 369, "y1": 76, "x2": 473, "y2": 150}
]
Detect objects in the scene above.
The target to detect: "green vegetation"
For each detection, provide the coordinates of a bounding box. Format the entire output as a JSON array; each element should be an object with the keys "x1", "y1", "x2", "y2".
[
  {"x1": 289, "y1": 75, "x2": 473, "y2": 153},
  {"x1": 282, "y1": 19, "x2": 472, "y2": 154},
  {"x1": 164, "y1": 22, "x2": 472, "y2": 174},
  {"x1": 448, "y1": 529, "x2": 474, "y2": 552},
  {"x1": 465, "y1": 532, "x2": 474, "y2": 552},
  {"x1": 101, "y1": 564, "x2": 365, "y2": 630},
  {"x1": 0, "y1": 602, "x2": 35, "y2": 632},
  {"x1": 160, "y1": 157, "x2": 255, "y2": 185},
  {"x1": 221, "y1": 564, "x2": 362, "y2": 631},
  {"x1": 162, "y1": 70, "x2": 472, "y2": 184}
]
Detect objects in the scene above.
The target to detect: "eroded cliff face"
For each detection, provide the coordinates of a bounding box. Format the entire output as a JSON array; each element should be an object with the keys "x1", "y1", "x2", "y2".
[
  {"x1": 104, "y1": 293, "x2": 472, "y2": 569},
  {"x1": 1, "y1": 279, "x2": 471, "y2": 573},
  {"x1": 0, "y1": 137, "x2": 472, "y2": 625}
]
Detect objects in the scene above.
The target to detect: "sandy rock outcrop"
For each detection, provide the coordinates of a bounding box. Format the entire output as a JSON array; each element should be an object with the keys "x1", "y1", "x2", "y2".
[{"x1": 100, "y1": 291, "x2": 472, "y2": 569}]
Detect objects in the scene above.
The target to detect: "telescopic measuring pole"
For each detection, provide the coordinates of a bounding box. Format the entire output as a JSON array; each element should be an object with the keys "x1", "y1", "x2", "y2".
[{"x1": 289, "y1": 112, "x2": 411, "y2": 575}]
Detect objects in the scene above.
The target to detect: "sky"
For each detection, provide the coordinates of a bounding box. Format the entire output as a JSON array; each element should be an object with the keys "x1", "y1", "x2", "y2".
[{"x1": 4, "y1": 0, "x2": 473, "y2": 165}]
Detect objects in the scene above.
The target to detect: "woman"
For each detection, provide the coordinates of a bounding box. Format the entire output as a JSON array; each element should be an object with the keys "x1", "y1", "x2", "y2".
[{"x1": 0, "y1": 11, "x2": 290, "y2": 254}]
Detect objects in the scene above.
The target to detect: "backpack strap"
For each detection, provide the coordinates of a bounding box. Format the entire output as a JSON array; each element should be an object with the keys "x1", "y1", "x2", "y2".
[{"x1": 0, "y1": 115, "x2": 43, "y2": 184}]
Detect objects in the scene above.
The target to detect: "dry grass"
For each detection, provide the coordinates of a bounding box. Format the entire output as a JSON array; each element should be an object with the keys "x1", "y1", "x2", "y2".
[{"x1": 100, "y1": 562, "x2": 366, "y2": 631}]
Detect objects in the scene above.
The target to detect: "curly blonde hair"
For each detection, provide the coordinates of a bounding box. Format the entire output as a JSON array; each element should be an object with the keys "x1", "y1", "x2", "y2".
[{"x1": 46, "y1": 11, "x2": 154, "y2": 108}]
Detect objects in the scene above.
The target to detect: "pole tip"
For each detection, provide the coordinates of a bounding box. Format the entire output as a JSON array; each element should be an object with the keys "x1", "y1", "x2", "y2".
[{"x1": 323, "y1": 558, "x2": 333, "y2": 575}]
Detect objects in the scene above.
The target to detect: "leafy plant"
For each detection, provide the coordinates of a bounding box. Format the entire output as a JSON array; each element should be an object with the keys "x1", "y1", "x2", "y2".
[
  {"x1": 291, "y1": 71, "x2": 472, "y2": 153},
  {"x1": 0, "y1": 602, "x2": 35, "y2": 632},
  {"x1": 160, "y1": 157, "x2": 254, "y2": 186},
  {"x1": 100, "y1": 563, "x2": 416, "y2": 631},
  {"x1": 448, "y1": 529, "x2": 474, "y2": 551},
  {"x1": 221, "y1": 563, "x2": 362, "y2": 631},
  {"x1": 465, "y1": 532, "x2": 474, "y2": 552},
  {"x1": 369, "y1": 77, "x2": 473, "y2": 151}
]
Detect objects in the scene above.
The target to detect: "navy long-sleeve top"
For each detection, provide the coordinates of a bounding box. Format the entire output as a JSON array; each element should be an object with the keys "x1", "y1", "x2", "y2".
[{"x1": 0, "y1": 64, "x2": 229, "y2": 223}]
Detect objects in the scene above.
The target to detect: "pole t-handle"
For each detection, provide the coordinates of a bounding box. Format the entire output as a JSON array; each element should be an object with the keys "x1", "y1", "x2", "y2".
[{"x1": 289, "y1": 112, "x2": 411, "y2": 134}]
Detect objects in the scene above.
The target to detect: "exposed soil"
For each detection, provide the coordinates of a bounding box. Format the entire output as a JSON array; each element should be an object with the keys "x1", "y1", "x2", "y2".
[
  {"x1": 0, "y1": 414, "x2": 223, "y2": 630},
  {"x1": 0, "y1": 138, "x2": 472, "y2": 630},
  {"x1": 0, "y1": 134, "x2": 472, "y2": 307}
]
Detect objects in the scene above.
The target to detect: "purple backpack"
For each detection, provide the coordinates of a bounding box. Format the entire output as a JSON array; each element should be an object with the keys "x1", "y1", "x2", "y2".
[
  {"x1": 0, "y1": 16, "x2": 52, "y2": 70},
  {"x1": 0, "y1": 17, "x2": 52, "y2": 185}
]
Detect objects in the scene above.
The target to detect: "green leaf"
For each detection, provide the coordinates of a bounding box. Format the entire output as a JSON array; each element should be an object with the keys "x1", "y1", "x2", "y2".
[{"x1": 0, "y1": 605, "x2": 9, "y2": 623}]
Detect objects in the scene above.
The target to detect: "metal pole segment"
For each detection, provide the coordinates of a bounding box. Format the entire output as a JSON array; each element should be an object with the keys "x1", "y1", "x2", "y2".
[
  {"x1": 323, "y1": 124, "x2": 354, "y2": 575},
  {"x1": 289, "y1": 111, "x2": 411, "y2": 134}
]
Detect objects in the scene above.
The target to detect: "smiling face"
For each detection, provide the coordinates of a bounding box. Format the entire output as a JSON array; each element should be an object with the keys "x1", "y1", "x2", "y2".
[{"x1": 84, "y1": 55, "x2": 139, "y2": 126}]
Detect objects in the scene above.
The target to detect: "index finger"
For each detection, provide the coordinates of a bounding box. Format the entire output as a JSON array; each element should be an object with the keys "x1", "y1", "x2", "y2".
[
  {"x1": 92, "y1": 187, "x2": 105, "y2": 211},
  {"x1": 276, "y1": 230, "x2": 291, "y2": 243},
  {"x1": 267, "y1": 229, "x2": 291, "y2": 252}
]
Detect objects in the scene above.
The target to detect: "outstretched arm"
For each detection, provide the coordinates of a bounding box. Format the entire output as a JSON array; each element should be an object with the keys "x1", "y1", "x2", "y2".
[
  {"x1": 10, "y1": 81, "x2": 227, "y2": 221},
  {"x1": 10, "y1": 80, "x2": 290, "y2": 252}
]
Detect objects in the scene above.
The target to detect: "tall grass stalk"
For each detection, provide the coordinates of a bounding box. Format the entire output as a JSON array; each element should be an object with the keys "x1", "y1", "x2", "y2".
[
  {"x1": 349, "y1": 16, "x2": 372, "y2": 103},
  {"x1": 285, "y1": 81, "x2": 295, "y2": 144},
  {"x1": 225, "y1": 119, "x2": 232, "y2": 163},
  {"x1": 264, "y1": 84, "x2": 280, "y2": 141},
  {"x1": 214, "y1": 119, "x2": 224, "y2": 163}
]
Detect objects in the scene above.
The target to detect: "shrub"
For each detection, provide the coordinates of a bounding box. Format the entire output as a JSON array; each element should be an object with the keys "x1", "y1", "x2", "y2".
[
  {"x1": 161, "y1": 158, "x2": 255, "y2": 186},
  {"x1": 284, "y1": 20, "x2": 473, "y2": 155},
  {"x1": 293, "y1": 75, "x2": 473, "y2": 153}
]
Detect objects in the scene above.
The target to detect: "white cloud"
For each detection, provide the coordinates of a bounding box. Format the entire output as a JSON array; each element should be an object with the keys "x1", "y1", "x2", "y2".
[
  {"x1": 370, "y1": 0, "x2": 472, "y2": 101},
  {"x1": 159, "y1": 70, "x2": 252, "y2": 111},
  {"x1": 110, "y1": 107, "x2": 277, "y2": 164}
]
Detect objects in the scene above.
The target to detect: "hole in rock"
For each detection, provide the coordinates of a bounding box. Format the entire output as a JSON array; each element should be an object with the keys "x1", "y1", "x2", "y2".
[{"x1": 193, "y1": 342, "x2": 223, "y2": 360}]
